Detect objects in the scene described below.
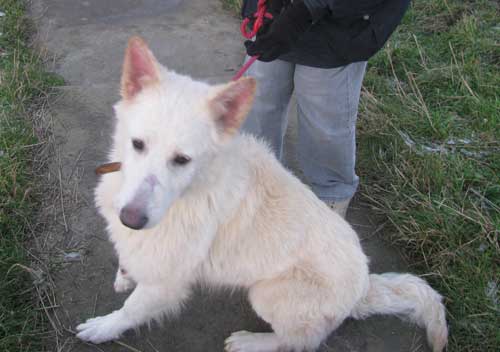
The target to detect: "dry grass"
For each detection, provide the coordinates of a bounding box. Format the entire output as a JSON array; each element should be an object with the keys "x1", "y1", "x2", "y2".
[{"x1": 0, "y1": 0, "x2": 63, "y2": 350}]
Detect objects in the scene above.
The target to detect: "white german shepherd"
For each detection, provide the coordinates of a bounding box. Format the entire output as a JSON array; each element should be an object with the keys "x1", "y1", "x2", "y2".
[{"x1": 76, "y1": 37, "x2": 448, "y2": 352}]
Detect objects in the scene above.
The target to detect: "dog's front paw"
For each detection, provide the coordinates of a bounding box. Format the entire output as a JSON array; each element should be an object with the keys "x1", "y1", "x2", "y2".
[
  {"x1": 76, "y1": 311, "x2": 127, "y2": 344},
  {"x1": 225, "y1": 331, "x2": 281, "y2": 352}
]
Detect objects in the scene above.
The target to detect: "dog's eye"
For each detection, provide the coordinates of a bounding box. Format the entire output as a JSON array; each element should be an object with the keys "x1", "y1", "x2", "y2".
[
  {"x1": 132, "y1": 139, "x2": 145, "y2": 152},
  {"x1": 172, "y1": 154, "x2": 191, "y2": 166}
]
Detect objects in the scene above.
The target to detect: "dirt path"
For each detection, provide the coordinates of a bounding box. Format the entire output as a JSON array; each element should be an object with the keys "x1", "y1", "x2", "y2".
[{"x1": 31, "y1": 1, "x2": 428, "y2": 351}]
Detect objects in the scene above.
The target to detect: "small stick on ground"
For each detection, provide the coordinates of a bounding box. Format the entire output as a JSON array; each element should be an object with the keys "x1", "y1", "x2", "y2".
[
  {"x1": 92, "y1": 291, "x2": 99, "y2": 317},
  {"x1": 57, "y1": 152, "x2": 69, "y2": 232}
]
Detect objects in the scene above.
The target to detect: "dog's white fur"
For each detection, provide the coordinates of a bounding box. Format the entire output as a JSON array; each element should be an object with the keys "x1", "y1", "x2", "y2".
[{"x1": 76, "y1": 37, "x2": 448, "y2": 352}]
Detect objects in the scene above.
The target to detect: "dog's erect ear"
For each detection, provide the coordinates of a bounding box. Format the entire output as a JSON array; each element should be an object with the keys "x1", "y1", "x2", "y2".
[
  {"x1": 208, "y1": 77, "x2": 256, "y2": 136},
  {"x1": 121, "y1": 36, "x2": 161, "y2": 100}
]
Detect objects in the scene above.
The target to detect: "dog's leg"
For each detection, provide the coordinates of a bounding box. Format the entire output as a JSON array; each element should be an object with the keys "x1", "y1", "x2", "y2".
[
  {"x1": 76, "y1": 283, "x2": 189, "y2": 344},
  {"x1": 113, "y1": 266, "x2": 135, "y2": 293},
  {"x1": 239, "y1": 276, "x2": 346, "y2": 352}
]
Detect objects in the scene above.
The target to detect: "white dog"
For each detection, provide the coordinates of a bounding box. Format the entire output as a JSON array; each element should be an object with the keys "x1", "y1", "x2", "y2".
[{"x1": 76, "y1": 37, "x2": 448, "y2": 352}]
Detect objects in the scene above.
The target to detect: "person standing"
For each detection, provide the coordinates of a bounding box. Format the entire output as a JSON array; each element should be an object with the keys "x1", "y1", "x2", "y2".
[{"x1": 241, "y1": 0, "x2": 410, "y2": 217}]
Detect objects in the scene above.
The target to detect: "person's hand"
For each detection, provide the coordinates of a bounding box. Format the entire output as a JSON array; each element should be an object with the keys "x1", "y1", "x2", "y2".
[{"x1": 245, "y1": 0, "x2": 313, "y2": 62}]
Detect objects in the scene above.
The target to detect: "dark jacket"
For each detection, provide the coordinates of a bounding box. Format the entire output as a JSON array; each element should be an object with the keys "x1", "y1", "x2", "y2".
[{"x1": 242, "y1": 0, "x2": 411, "y2": 68}]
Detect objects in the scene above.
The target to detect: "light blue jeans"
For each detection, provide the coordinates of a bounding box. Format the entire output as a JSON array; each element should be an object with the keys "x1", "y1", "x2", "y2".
[{"x1": 242, "y1": 58, "x2": 367, "y2": 202}]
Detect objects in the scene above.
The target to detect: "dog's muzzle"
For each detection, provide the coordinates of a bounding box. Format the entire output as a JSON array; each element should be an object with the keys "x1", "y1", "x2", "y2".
[{"x1": 120, "y1": 206, "x2": 148, "y2": 230}]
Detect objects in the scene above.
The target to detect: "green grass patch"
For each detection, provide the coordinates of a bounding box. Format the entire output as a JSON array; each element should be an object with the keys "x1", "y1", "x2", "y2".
[
  {"x1": 221, "y1": 0, "x2": 242, "y2": 14},
  {"x1": 357, "y1": 0, "x2": 499, "y2": 350},
  {"x1": 0, "y1": 0, "x2": 62, "y2": 350}
]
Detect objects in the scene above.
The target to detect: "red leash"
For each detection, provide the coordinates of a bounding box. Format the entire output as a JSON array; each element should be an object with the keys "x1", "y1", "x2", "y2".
[
  {"x1": 232, "y1": 55, "x2": 259, "y2": 81},
  {"x1": 232, "y1": 0, "x2": 272, "y2": 81},
  {"x1": 240, "y1": 0, "x2": 273, "y2": 39}
]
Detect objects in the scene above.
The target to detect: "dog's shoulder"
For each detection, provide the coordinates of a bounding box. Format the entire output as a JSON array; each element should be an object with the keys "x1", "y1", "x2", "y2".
[{"x1": 233, "y1": 133, "x2": 275, "y2": 162}]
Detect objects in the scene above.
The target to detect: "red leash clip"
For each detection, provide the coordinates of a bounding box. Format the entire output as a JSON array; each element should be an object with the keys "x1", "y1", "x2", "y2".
[{"x1": 240, "y1": 0, "x2": 273, "y2": 39}]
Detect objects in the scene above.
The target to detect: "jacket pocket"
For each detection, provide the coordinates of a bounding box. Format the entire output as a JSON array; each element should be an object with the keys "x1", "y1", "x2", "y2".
[{"x1": 323, "y1": 17, "x2": 379, "y2": 63}]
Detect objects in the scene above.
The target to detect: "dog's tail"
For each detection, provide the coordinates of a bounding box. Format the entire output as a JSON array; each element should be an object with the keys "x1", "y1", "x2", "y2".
[{"x1": 351, "y1": 273, "x2": 448, "y2": 352}]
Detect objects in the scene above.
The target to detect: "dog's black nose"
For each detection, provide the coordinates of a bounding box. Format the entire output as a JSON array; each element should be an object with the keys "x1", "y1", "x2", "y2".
[{"x1": 119, "y1": 207, "x2": 148, "y2": 230}]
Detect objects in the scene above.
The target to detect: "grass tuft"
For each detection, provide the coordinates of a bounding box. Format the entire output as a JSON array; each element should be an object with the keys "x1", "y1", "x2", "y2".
[
  {"x1": 0, "y1": 0, "x2": 62, "y2": 351},
  {"x1": 221, "y1": 0, "x2": 242, "y2": 14},
  {"x1": 358, "y1": 0, "x2": 499, "y2": 350}
]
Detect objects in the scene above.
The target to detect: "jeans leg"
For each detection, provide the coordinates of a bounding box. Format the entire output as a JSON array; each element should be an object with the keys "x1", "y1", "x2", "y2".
[
  {"x1": 241, "y1": 57, "x2": 295, "y2": 160},
  {"x1": 294, "y1": 61, "x2": 367, "y2": 201}
]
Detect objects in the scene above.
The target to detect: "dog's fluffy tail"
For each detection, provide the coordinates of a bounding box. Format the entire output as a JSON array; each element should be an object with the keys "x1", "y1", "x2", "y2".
[{"x1": 351, "y1": 273, "x2": 448, "y2": 352}]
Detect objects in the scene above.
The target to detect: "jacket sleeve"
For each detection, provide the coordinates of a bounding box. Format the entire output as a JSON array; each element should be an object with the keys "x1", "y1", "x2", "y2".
[
  {"x1": 303, "y1": 0, "x2": 330, "y2": 21},
  {"x1": 241, "y1": 0, "x2": 258, "y2": 18}
]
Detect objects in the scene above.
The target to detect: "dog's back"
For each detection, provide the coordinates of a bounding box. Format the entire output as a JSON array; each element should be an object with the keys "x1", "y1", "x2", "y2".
[{"x1": 200, "y1": 134, "x2": 369, "y2": 297}]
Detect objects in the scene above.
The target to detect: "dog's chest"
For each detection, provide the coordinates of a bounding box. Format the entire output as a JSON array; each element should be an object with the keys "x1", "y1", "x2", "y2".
[{"x1": 112, "y1": 231, "x2": 175, "y2": 283}]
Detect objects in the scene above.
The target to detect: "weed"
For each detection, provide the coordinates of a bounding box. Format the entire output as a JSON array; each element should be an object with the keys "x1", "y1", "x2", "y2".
[{"x1": 222, "y1": 0, "x2": 243, "y2": 13}]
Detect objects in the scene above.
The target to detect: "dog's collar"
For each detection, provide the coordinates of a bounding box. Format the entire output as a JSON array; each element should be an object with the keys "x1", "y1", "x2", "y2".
[{"x1": 95, "y1": 162, "x2": 121, "y2": 175}]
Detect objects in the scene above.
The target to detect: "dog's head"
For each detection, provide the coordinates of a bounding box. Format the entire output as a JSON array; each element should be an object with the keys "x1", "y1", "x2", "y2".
[{"x1": 112, "y1": 36, "x2": 256, "y2": 230}]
